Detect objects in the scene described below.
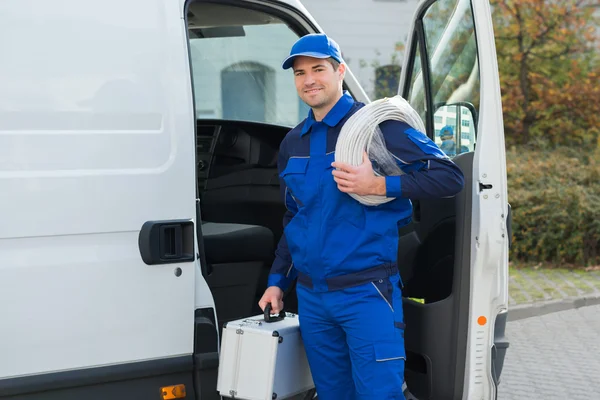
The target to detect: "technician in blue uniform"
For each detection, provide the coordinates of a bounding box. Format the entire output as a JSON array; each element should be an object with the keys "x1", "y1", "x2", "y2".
[
  {"x1": 439, "y1": 125, "x2": 457, "y2": 157},
  {"x1": 259, "y1": 34, "x2": 464, "y2": 400}
]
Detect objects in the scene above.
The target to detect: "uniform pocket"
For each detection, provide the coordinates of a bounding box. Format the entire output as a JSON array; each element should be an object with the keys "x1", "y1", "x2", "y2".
[
  {"x1": 371, "y1": 279, "x2": 393, "y2": 312},
  {"x1": 281, "y1": 157, "x2": 309, "y2": 175},
  {"x1": 363, "y1": 206, "x2": 395, "y2": 238},
  {"x1": 374, "y1": 341, "x2": 406, "y2": 363},
  {"x1": 281, "y1": 157, "x2": 309, "y2": 207},
  {"x1": 323, "y1": 152, "x2": 364, "y2": 224}
]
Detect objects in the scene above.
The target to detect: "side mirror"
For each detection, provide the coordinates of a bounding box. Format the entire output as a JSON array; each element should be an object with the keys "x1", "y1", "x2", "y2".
[{"x1": 433, "y1": 102, "x2": 477, "y2": 157}]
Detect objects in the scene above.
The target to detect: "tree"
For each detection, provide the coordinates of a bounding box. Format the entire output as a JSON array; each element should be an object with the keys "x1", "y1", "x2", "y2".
[
  {"x1": 492, "y1": 0, "x2": 600, "y2": 148},
  {"x1": 356, "y1": 42, "x2": 405, "y2": 99}
]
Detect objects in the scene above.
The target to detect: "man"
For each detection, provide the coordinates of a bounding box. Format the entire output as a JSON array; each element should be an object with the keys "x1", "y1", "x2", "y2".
[
  {"x1": 439, "y1": 125, "x2": 457, "y2": 157},
  {"x1": 259, "y1": 34, "x2": 464, "y2": 400}
]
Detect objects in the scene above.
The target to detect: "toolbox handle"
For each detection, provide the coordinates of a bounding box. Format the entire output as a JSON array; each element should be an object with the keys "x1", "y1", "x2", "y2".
[{"x1": 264, "y1": 303, "x2": 286, "y2": 323}]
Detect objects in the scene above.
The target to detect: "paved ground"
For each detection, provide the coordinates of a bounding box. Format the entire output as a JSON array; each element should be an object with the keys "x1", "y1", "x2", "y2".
[{"x1": 497, "y1": 304, "x2": 600, "y2": 400}]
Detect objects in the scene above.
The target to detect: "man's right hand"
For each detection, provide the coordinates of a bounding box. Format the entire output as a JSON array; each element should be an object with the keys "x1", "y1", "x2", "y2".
[{"x1": 258, "y1": 286, "x2": 284, "y2": 314}]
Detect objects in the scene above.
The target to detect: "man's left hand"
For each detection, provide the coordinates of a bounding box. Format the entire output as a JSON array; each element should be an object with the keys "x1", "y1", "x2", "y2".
[{"x1": 331, "y1": 152, "x2": 386, "y2": 196}]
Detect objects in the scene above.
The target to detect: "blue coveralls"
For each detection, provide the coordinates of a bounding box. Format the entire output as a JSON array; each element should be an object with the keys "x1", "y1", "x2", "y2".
[
  {"x1": 268, "y1": 92, "x2": 465, "y2": 400},
  {"x1": 440, "y1": 138, "x2": 457, "y2": 157}
]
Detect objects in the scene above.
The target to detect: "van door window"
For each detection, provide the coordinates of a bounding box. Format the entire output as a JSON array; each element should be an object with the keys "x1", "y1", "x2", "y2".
[
  {"x1": 407, "y1": 39, "x2": 427, "y2": 124},
  {"x1": 409, "y1": 0, "x2": 480, "y2": 156},
  {"x1": 187, "y1": 3, "x2": 304, "y2": 127}
]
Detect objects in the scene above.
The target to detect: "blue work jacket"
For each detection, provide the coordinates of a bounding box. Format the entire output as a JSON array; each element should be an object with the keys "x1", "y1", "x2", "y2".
[{"x1": 268, "y1": 92, "x2": 464, "y2": 293}]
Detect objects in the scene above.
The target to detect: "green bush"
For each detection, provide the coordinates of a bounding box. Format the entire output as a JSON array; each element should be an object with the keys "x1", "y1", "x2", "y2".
[{"x1": 507, "y1": 147, "x2": 600, "y2": 266}]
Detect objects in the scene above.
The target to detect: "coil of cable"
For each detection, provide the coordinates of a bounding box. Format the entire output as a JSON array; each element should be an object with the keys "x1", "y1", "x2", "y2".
[{"x1": 334, "y1": 95, "x2": 426, "y2": 206}]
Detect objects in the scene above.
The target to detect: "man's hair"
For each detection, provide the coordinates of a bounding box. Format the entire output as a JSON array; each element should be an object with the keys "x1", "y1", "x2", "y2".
[{"x1": 326, "y1": 58, "x2": 340, "y2": 71}]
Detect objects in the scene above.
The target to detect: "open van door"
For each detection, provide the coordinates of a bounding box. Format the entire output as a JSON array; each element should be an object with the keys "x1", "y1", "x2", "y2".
[{"x1": 397, "y1": 0, "x2": 510, "y2": 399}]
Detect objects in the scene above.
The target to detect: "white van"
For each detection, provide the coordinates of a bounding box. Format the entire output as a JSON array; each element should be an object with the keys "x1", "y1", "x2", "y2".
[{"x1": 0, "y1": 0, "x2": 510, "y2": 399}]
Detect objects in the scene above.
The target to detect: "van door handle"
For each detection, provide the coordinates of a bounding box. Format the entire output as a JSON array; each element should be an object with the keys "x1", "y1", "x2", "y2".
[{"x1": 139, "y1": 220, "x2": 195, "y2": 265}]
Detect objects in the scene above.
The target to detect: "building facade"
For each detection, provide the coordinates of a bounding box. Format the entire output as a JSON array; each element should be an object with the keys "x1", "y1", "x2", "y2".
[{"x1": 301, "y1": 0, "x2": 420, "y2": 99}]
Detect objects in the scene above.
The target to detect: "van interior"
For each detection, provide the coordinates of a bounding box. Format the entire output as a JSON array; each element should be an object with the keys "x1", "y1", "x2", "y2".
[
  {"x1": 186, "y1": 1, "x2": 506, "y2": 399},
  {"x1": 196, "y1": 120, "x2": 293, "y2": 322}
]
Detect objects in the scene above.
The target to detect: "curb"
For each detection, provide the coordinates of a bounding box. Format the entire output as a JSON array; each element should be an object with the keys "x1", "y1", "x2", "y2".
[{"x1": 508, "y1": 293, "x2": 600, "y2": 321}]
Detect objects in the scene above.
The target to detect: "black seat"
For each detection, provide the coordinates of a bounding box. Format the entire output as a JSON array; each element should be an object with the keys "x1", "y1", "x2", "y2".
[
  {"x1": 200, "y1": 168, "x2": 286, "y2": 245},
  {"x1": 201, "y1": 222, "x2": 274, "y2": 328},
  {"x1": 202, "y1": 222, "x2": 274, "y2": 264}
]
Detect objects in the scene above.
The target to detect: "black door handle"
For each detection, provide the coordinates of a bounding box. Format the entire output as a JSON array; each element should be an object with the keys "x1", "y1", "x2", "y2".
[{"x1": 139, "y1": 220, "x2": 195, "y2": 265}]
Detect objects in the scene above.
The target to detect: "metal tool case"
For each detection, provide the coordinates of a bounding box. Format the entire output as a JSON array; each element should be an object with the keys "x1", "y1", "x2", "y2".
[{"x1": 217, "y1": 307, "x2": 314, "y2": 400}]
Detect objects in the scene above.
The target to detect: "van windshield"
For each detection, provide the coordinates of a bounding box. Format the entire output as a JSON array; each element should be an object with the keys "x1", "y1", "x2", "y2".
[{"x1": 187, "y1": 4, "x2": 308, "y2": 127}]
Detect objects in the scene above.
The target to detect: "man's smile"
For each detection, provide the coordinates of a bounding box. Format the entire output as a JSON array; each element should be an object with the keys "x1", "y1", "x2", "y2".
[{"x1": 305, "y1": 88, "x2": 323, "y2": 94}]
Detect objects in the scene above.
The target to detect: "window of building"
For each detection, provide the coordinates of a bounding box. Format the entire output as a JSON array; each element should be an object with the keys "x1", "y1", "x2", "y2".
[
  {"x1": 187, "y1": 4, "x2": 304, "y2": 126},
  {"x1": 221, "y1": 62, "x2": 274, "y2": 123}
]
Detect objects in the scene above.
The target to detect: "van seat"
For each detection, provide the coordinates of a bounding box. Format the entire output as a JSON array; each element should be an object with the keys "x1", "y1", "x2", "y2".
[
  {"x1": 201, "y1": 222, "x2": 274, "y2": 328},
  {"x1": 202, "y1": 222, "x2": 273, "y2": 264}
]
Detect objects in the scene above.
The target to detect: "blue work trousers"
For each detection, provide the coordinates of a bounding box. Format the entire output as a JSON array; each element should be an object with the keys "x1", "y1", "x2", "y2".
[{"x1": 297, "y1": 272, "x2": 406, "y2": 400}]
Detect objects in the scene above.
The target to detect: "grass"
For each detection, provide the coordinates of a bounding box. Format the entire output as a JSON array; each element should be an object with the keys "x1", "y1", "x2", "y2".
[{"x1": 509, "y1": 262, "x2": 600, "y2": 305}]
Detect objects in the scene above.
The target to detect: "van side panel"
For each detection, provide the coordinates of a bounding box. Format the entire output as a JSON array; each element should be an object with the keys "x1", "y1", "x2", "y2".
[
  {"x1": 0, "y1": 357, "x2": 195, "y2": 399},
  {"x1": 0, "y1": 0, "x2": 197, "y2": 382}
]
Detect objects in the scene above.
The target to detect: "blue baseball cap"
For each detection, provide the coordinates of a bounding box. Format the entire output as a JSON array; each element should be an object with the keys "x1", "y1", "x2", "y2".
[
  {"x1": 282, "y1": 33, "x2": 344, "y2": 70},
  {"x1": 439, "y1": 125, "x2": 454, "y2": 137}
]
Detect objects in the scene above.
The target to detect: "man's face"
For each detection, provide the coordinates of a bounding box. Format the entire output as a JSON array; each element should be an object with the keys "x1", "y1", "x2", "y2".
[{"x1": 293, "y1": 56, "x2": 345, "y2": 110}]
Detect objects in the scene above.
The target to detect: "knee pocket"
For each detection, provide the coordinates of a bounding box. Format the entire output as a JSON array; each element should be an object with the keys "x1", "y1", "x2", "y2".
[
  {"x1": 352, "y1": 341, "x2": 405, "y2": 396},
  {"x1": 355, "y1": 343, "x2": 406, "y2": 400},
  {"x1": 374, "y1": 341, "x2": 406, "y2": 363}
]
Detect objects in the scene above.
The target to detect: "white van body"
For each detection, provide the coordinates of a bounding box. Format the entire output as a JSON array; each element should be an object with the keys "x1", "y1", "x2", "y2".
[{"x1": 0, "y1": 0, "x2": 509, "y2": 399}]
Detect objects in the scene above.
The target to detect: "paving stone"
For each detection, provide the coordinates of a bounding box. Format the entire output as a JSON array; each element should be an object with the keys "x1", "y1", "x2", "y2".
[{"x1": 497, "y1": 305, "x2": 600, "y2": 400}]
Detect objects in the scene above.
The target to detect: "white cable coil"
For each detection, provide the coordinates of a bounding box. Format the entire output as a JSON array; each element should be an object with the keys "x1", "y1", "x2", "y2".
[{"x1": 334, "y1": 95, "x2": 426, "y2": 206}]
